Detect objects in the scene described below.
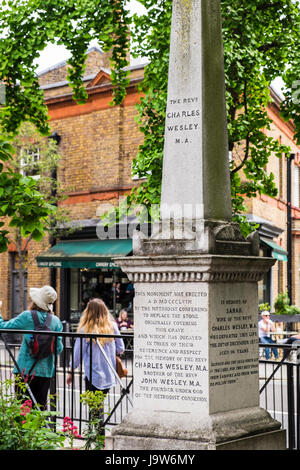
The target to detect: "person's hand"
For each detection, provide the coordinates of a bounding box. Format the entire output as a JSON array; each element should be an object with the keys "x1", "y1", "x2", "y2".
[{"x1": 66, "y1": 373, "x2": 73, "y2": 386}]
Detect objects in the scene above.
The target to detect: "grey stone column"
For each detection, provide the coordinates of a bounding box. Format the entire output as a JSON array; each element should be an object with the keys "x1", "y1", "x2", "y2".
[{"x1": 160, "y1": 0, "x2": 231, "y2": 223}]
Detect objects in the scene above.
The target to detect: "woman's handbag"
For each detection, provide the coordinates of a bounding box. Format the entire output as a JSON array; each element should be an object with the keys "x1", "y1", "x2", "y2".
[{"x1": 116, "y1": 355, "x2": 128, "y2": 378}]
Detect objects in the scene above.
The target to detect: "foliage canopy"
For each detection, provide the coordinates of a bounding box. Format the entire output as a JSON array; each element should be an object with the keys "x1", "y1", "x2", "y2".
[{"x1": 0, "y1": 0, "x2": 299, "y2": 247}]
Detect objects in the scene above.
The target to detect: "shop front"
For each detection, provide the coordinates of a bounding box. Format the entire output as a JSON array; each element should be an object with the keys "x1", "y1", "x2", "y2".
[
  {"x1": 36, "y1": 238, "x2": 134, "y2": 326},
  {"x1": 246, "y1": 214, "x2": 287, "y2": 307},
  {"x1": 258, "y1": 237, "x2": 288, "y2": 306}
]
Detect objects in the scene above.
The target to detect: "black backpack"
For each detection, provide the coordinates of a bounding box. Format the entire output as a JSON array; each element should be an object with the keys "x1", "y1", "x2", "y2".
[{"x1": 26, "y1": 311, "x2": 55, "y2": 370}]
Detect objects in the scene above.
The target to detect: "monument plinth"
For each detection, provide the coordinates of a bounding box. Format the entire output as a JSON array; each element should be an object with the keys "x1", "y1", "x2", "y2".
[{"x1": 106, "y1": 0, "x2": 286, "y2": 450}]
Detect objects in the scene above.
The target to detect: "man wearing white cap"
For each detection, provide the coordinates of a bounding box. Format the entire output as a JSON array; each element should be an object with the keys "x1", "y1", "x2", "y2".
[
  {"x1": 258, "y1": 311, "x2": 279, "y2": 360},
  {"x1": 0, "y1": 285, "x2": 63, "y2": 409}
]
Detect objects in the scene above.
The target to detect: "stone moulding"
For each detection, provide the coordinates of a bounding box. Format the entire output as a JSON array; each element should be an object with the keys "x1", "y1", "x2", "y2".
[
  {"x1": 106, "y1": 406, "x2": 285, "y2": 450},
  {"x1": 113, "y1": 254, "x2": 276, "y2": 284},
  {"x1": 128, "y1": 271, "x2": 264, "y2": 283}
]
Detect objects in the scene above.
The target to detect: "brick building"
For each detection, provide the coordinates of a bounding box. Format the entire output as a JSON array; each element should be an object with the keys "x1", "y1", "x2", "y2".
[
  {"x1": 245, "y1": 88, "x2": 300, "y2": 309},
  {"x1": 0, "y1": 47, "x2": 144, "y2": 323},
  {"x1": 0, "y1": 47, "x2": 300, "y2": 321}
]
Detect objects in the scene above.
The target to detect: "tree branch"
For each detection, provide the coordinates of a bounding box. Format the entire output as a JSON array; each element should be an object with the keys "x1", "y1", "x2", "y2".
[
  {"x1": 258, "y1": 40, "x2": 281, "y2": 52},
  {"x1": 231, "y1": 81, "x2": 250, "y2": 175},
  {"x1": 23, "y1": 234, "x2": 33, "y2": 253},
  {"x1": 256, "y1": 1, "x2": 284, "y2": 12}
]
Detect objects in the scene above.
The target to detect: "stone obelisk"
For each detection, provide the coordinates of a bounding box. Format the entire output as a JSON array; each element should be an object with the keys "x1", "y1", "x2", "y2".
[
  {"x1": 160, "y1": 0, "x2": 232, "y2": 224},
  {"x1": 106, "y1": 0, "x2": 286, "y2": 450}
]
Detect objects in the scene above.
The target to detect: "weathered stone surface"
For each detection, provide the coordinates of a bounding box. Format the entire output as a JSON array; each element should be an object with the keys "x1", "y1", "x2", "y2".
[
  {"x1": 106, "y1": 407, "x2": 285, "y2": 450},
  {"x1": 106, "y1": 430, "x2": 286, "y2": 451},
  {"x1": 160, "y1": 0, "x2": 232, "y2": 222},
  {"x1": 116, "y1": 252, "x2": 275, "y2": 284},
  {"x1": 114, "y1": 254, "x2": 275, "y2": 416},
  {"x1": 134, "y1": 221, "x2": 257, "y2": 257}
]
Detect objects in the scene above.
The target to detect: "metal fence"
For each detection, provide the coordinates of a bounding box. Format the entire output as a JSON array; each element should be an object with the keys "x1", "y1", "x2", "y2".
[
  {"x1": 0, "y1": 327, "x2": 134, "y2": 438},
  {"x1": 0, "y1": 328, "x2": 299, "y2": 449},
  {"x1": 259, "y1": 342, "x2": 300, "y2": 450}
]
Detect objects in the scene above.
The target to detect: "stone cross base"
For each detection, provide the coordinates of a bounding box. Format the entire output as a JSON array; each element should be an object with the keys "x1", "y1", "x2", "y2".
[
  {"x1": 106, "y1": 252, "x2": 286, "y2": 451},
  {"x1": 139, "y1": 220, "x2": 260, "y2": 257},
  {"x1": 106, "y1": 407, "x2": 286, "y2": 450}
]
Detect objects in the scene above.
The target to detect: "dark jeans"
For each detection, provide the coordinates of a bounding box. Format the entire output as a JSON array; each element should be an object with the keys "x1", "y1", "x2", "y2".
[
  {"x1": 260, "y1": 336, "x2": 278, "y2": 360},
  {"x1": 15, "y1": 375, "x2": 51, "y2": 410},
  {"x1": 84, "y1": 377, "x2": 109, "y2": 437},
  {"x1": 283, "y1": 337, "x2": 300, "y2": 359}
]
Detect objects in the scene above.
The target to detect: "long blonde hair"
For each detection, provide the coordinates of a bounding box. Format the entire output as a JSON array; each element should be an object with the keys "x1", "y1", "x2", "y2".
[
  {"x1": 118, "y1": 309, "x2": 128, "y2": 321},
  {"x1": 77, "y1": 298, "x2": 115, "y2": 346}
]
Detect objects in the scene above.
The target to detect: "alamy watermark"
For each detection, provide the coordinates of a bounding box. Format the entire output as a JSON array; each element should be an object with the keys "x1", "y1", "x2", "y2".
[{"x1": 95, "y1": 197, "x2": 204, "y2": 240}]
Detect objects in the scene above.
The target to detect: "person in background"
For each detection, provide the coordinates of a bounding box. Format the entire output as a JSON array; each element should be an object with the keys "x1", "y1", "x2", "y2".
[
  {"x1": 285, "y1": 333, "x2": 300, "y2": 343},
  {"x1": 258, "y1": 311, "x2": 279, "y2": 360},
  {"x1": 0, "y1": 285, "x2": 63, "y2": 409},
  {"x1": 111, "y1": 282, "x2": 121, "y2": 303},
  {"x1": 125, "y1": 281, "x2": 134, "y2": 296},
  {"x1": 67, "y1": 298, "x2": 124, "y2": 438},
  {"x1": 282, "y1": 333, "x2": 300, "y2": 359},
  {"x1": 125, "y1": 281, "x2": 134, "y2": 312},
  {"x1": 116, "y1": 309, "x2": 133, "y2": 331}
]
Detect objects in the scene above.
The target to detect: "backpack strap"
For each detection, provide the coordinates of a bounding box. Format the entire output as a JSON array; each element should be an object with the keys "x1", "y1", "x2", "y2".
[
  {"x1": 31, "y1": 310, "x2": 41, "y2": 328},
  {"x1": 25, "y1": 311, "x2": 40, "y2": 353},
  {"x1": 31, "y1": 310, "x2": 52, "y2": 329},
  {"x1": 27, "y1": 312, "x2": 54, "y2": 378},
  {"x1": 44, "y1": 313, "x2": 53, "y2": 329}
]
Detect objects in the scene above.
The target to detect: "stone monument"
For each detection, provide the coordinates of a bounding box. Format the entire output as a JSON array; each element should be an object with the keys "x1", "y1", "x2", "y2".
[{"x1": 106, "y1": 0, "x2": 286, "y2": 450}]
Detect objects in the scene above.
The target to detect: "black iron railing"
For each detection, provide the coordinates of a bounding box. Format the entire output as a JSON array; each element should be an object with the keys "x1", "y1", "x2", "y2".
[
  {"x1": 259, "y1": 342, "x2": 300, "y2": 450},
  {"x1": 1, "y1": 328, "x2": 299, "y2": 449},
  {"x1": 0, "y1": 327, "x2": 133, "y2": 437}
]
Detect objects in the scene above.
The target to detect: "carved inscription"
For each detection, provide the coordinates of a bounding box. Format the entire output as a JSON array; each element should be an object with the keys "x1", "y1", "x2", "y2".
[
  {"x1": 165, "y1": 96, "x2": 201, "y2": 145},
  {"x1": 133, "y1": 284, "x2": 208, "y2": 411},
  {"x1": 210, "y1": 297, "x2": 258, "y2": 388},
  {"x1": 133, "y1": 283, "x2": 259, "y2": 413}
]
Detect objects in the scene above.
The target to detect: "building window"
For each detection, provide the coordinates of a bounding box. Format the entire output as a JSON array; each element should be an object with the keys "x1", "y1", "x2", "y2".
[
  {"x1": 10, "y1": 252, "x2": 27, "y2": 317},
  {"x1": 20, "y1": 147, "x2": 40, "y2": 179},
  {"x1": 258, "y1": 246, "x2": 272, "y2": 305}
]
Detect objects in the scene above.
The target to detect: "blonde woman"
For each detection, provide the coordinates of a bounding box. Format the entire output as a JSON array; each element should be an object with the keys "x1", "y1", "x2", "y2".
[
  {"x1": 67, "y1": 298, "x2": 124, "y2": 389},
  {"x1": 116, "y1": 309, "x2": 133, "y2": 330},
  {"x1": 66, "y1": 298, "x2": 124, "y2": 436}
]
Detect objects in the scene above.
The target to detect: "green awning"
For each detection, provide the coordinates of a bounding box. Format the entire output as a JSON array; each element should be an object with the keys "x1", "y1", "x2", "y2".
[
  {"x1": 36, "y1": 239, "x2": 132, "y2": 268},
  {"x1": 261, "y1": 238, "x2": 288, "y2": 262}
]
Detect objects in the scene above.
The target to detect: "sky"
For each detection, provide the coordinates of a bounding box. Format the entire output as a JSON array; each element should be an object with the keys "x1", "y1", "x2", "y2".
[{"x1": 34, "y1": 0, "x2": 285, "y2": 99}]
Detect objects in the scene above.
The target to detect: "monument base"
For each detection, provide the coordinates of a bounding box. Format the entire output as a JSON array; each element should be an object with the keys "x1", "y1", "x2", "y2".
[
  {"x1": 105, "y1": 407, "x2": 286, "y2": 451},
  {"x1": 110, "y1": 252, "x2": 285, "y2": 451}
]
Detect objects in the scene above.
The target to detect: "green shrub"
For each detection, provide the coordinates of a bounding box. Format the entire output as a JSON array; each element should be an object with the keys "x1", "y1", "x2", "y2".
[
  {"x1": 0, "y1": 377, "x2": 66, "y2": 450},
  {"x1": 259, "y1": 303, "x2": 271, "y2": 312},
  {"x1": 274, "y1": 292, "x2": 290, "y2": 315},
  {"x1": 274, "y1": 292, "x2": 300, "y2": 316},
  {"x1": 287, "y1": 305, "x2": 300, "y2": 316},
  {"x1": 80, "y1": 390, "x2": 107, "y2": 450}
]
